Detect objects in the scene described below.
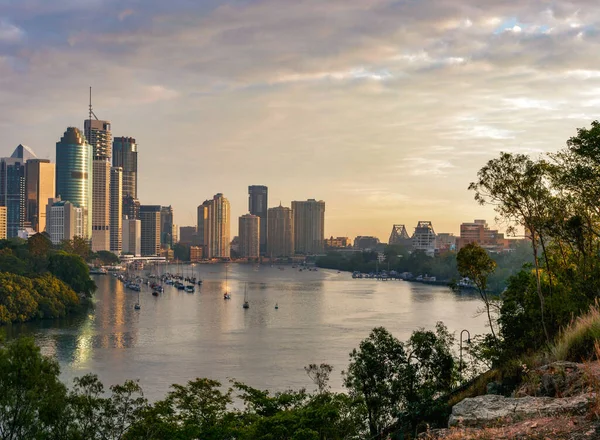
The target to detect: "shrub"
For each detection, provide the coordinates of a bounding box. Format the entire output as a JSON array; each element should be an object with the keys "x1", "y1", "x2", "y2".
[{"x1": 551, "y1": 301, "x2": 600, "y2": 362}]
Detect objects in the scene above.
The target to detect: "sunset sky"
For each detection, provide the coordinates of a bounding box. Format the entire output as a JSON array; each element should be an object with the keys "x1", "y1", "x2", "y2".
[{"x1": 2, "y1": 0, "x2": 599, "y2": 240}]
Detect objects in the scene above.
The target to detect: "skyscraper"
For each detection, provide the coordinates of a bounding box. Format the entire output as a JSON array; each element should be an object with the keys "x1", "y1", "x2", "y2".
[
  {"x1": 110, "y1": 167, "x2": 123, "y2": 254},
  {"x1": 140, "y1": 205, "x2": 161, "y2": 256},
  {"x1": 0, "y1": 145, "x2": 35, "y2": 237},
  {"x1": 160, "y1": 206, "x2": 174, "y2": 249},
  {"x1": 25, "y1": 159, "x2": 55, "y2": 233},
  {"x1": 86, "y1": 113, "x2": 112, "y2": 252},
  {"x1": 238, "y1": 214, "x2": 260, "y2": 259},
  {"x1": 291, "y1": 199, "x2": 325, "y2": 255},
  {"x1": 122, "y1": 217, "x2": 141, "y2": 256},
  {"x1": 248, "y1": 185, "x2": 268, "y2": 255},
  {"x1": 0, "y1": 206, "x2": 6, "y2": 239},
  {"x1": 55, "y1": 128, "x2": 93, "y2": 239},
  {"x1": 204, "y1": 193, "x2": 230, "y2": 259},
  {"x1": 113, "y1": 137, "x2": 138, "y2": 199},
  {"x1": 267, "y1": 205, "x2": 294, "y2": 258},
  {"x1": 197, "y1": 200, "x2": 210, "y2": 249},
  {"x1": 123, "y1": 194, "x2": 140, "y2": 220}
]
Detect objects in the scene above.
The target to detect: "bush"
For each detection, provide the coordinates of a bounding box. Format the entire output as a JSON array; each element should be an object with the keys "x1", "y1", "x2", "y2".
[{"x1": 551, "y1": 301, "x2": 600, "y2": 362}]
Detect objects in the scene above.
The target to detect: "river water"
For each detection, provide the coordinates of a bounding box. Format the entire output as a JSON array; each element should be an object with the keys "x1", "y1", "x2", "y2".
[{"x1": 5, "y1": 265, "x2": 487, "y2": 401}]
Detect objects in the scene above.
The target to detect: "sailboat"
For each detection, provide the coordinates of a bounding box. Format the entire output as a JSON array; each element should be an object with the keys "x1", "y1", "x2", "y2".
[
  {"x1": 242, "y1": 283, "x2": 249, "y2": 309},
  {"x1": 134, "y1": 288, "x2": 141, "y2": 310},
  {"x1": 275, "y1": 303, "x2": 279, "y2": 310},
  {"x1": 223, "y1": 264, "x2": 231, "y2": 299}
]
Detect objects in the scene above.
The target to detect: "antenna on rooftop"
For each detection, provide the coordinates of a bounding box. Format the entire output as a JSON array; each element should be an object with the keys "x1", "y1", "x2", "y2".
[{"x1": 89, "y1": 86, "x2": 98, "y2": 121}]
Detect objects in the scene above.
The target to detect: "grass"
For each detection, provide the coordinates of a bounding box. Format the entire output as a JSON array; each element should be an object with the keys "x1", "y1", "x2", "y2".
[{"x1": 551, "y1": 301, "x2": 600, "y2": 362}]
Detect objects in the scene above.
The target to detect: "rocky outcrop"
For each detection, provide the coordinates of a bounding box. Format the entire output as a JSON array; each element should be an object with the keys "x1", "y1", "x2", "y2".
[
  {"x1": 516, "y1": 361, "x2": 587, "y2": 397},
  {"x1": 448, "y1": 394, "x2": 593, "y2": 428}
]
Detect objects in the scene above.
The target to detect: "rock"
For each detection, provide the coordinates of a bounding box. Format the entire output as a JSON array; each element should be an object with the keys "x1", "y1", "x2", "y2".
[
  {"x1": 516, "y1": 361, "x2": 586, "y2": 397},
  {"x1": 486, "y1": 381, "x2": 503, "y2": 395},
  {"x1": 448, "y1": 394, "x2": 592, "y2": 428}
]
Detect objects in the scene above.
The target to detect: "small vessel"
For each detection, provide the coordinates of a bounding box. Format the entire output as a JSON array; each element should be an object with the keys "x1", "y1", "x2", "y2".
[
  {"x1": 224, "y1": 292, "x2": 231, "y2": 300},
  {"x1": 242, "y1": 283, "x2": 249, "y2": 309},
  {"x1": 185, "y1": 284, "x2": 195, "y2": 293},
  {"x1": 224, "y1": 264, "x2": 231, "y2": 299},
  {"x1": 134, "y1": 289, "x2": 141, "y2": 310},
  {"x1": 275, "y1": 303, "x2": 278, "y2": 310}
]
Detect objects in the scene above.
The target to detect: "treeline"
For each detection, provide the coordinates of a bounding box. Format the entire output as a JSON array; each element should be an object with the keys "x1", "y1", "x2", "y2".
[
  {"x1": 0, "y1": 234, "x2": 96, "y2": 324},
  {"x1": 0, "y1": 322, "x2": 460, "y2": 440},
  {"x1": 316, "y1": 241, "x2": 532, "y2": 292}
]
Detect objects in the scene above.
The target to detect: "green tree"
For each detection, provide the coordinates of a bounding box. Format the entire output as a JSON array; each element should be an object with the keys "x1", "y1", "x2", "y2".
[
  {"x1": 48, "y1": 252, "x2": 96, "y2": 297},
  {"x1": 61, "y1": 236, "x2": 91, "y2": 260},
  {"x1": 457, "y1": 243, "x2": 498, "y2": 340}
]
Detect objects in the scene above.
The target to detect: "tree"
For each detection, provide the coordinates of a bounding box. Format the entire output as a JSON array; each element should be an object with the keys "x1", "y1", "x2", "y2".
[
  {"x1": 61, "y1": 236, "x2": 91, "y2": 260},
  {"x1": 343, "y1": 327, "x2": 410, "y2": 438},
  {"x1": 48, "y1": 252, "x2": 96, "y2": 297},
  {"x1": 304, "y1": 363, "x2": 333, "y2": 394},
  {"x1": 457, "y1": 243, "x2": 498, "y2": 340},
  {"x1": 469, "y1": 152, "x2": 552, "y2": 343}
]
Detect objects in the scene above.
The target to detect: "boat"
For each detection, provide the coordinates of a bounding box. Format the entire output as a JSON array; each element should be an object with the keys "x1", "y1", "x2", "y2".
[
  {"x1": 224, "y1": 263, "x2": 231, "y2": 299},
  {"x1": 275, "y1": 303, "x2": 278, "y2": 310},
  {"x1": 224, "y1": 292, "x2": 231, "y2": 300},
  {"x1": 185, "y1": 285, "x2": 195, "y2": 293},
  {"x1": 134, "y1": 288, "x2": 141, "y2": 310},
  {"x1": 242, "y1": 283, "x2": 249, "y2": 309}
]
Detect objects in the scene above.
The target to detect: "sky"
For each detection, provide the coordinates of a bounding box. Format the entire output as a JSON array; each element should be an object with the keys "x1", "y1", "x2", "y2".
[{"x1": 2, "y1": 0, "x2": 600, "y2": 240}]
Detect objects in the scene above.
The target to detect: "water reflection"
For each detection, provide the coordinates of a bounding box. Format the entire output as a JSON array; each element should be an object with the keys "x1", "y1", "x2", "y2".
[{"x1": 5, "y1": 265, "x2": 487, "y2": 400}]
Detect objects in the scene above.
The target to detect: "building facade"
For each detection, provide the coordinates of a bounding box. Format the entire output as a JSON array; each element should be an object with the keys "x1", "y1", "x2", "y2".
[
  {"x1": 457, "y1": 219, "x2": 507, "y2": 252},
  {"x1": 248, "y1": 185, "x2": 268, "y2": 255},
  {"x1": 267, "y1": 205, "x2": 294, "y2": 257},
  {"x1": 238, "y1": 214, "x2": 260, "y2": 258},
  {"x1": 91, "y1": 160, "x2": 111, "y2": 251},
  {"x1": 324, "y1": 236, "x2": 351, "y2": 248},
  {"x1": 412, "y1": 221, "x2": 436, "y2": 256},
  {"x1": 123, "y1": 194, "x2": 140, "y2": 220},
  {"x1": 112, "y1": 137, "x2": 138, "y2": 199},
  {"x1": 140, "y1": 205, "x2": 161, "y2": 256},
  {"x1": 0, "y1": 206, "x2": 6, "y2": 239},
  {"x1": 45, "y1": 197, "x2": 83, "y2": 245},
  {"x1": 25, "y1": 159, "x2": 55, "y2": 233},
  {"x1": 110, "y1": 167, "x2": 123, "y2": 254},
  {"x1": 190, "y1": 246, "x2": 203, "y2": 262},
  {"x1": 354, "y1": 236, "x2": 380, "y2": 250},
  {"x1": 179, "y1": 226, "x2": 197, "y2": 245},
  {"x1": 55, "y1": 127, "x2": 93, "y2": 239},
  {"x1": 291, "y1": 199, "x2": 325, "y2": 255},
  {"x1": 122, "y1": 217, "x2": 141, "y2": 256},
  {"x1": 160, "y1": 206, "x2": 174, "y2": 249},
  {"x1": 204, "y1": 193, "x2": 230, "y2": 259}
]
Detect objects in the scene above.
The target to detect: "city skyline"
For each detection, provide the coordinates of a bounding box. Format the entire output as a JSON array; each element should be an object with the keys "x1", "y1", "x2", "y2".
[{"x1": 3, "y1": 2, "x2": 600, "y2": 239}]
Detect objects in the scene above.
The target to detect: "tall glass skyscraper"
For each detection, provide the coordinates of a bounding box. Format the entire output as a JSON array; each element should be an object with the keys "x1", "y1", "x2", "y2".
[
  {"x1": 112, "y1": 137, "x2": 138, "y2": 199},
  {"x1": 248, "y1": 185, "x2": 268, "y2": 255},
  {"x1": 0, "y1": 145, "x2": 37, "y2": 237},
  {"x1": 55, "y1": 127, "x2": 93, "y2": 239}
]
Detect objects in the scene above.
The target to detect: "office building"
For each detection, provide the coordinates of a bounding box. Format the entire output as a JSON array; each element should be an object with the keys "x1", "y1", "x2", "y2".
[
  {"x1": 140, "y1": 205, "x2": 161, "y2": 256},
  {"x1": 55, "y1": 128, "x2": 93, "y2": 239},
  {"x1": 239, "y1": 214, "x2": 260, "y2": 258},
  {"x1": 24, "y1": 159, "x2": 55, "y2": 233},
  {"x1": 45, "y1": 197, "x2": 83, "y2": 245},
  {"x1": 412, "y1": 221, "x2": 436, "y2": 256},
  {"x1": 171, "y1": 224, "x2": 178, "y2": 244},
  {"x1": 457, "y1": 219, "x2": 508, "y2": 252},
  {"x1": 190, "y1": 246, "x2": 203, "y2": 262},
  {"x1": 248, "y1": 185, "x2": 268, "y2": 254},
  {"x1": 0, "y1": 206, "x2": 6, "y2": 239},
  {"x1": 204, "y1": 193, "x2": 230, "y2": 259},
  {"x1": 85, "y1": 115, "x2": 112, "y2": 252},
  {"x1": 179, "y1": 226, "x2": 197, "y2": 245},
  {"x1": 324, "y1": 236, "x2": 351, "y2": 249},
  {"x1": 437, "y1": 233, "x2": 457, "y2": 252},
  {"x1": 110, "y1": 167, "x2": 123, "y2": 254},
  {"x1": 123, "y1": 194, "x2": 140, "y2": 220},
  {"x1": 0, "y1": 145, "x2": 35, "y2": 237},
  {"x1": 122, "y1": 217, "x2": 141, "y2": 256},
  {"x1": 112, "y1": 137, "x2": 138, "y2": 199},
  {"x1": 160, "y1": 205, "x2": 174, "y2": 249},
  {"x1": 267, "y1": 205, "x2": 294, "y2": 257},
  {"x1": 197, "y1": 200, "x2": 210, "y2": 247},
  {"x1": 291, "y1": 199, "x2": 325, "y2": 254}
]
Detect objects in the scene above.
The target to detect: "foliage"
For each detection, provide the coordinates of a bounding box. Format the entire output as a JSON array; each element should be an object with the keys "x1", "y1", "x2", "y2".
[
  {"x1": 48, "y1": 252, "x2": 96, "y2": 297},
  {"x1": 60, "y1": 236, "x2": 92, "y2": 260},
  {"x1": 89, "y1": 250, "x2": 120, "y2": 265},
  {"x1": 551, "y1": 301, "x2": 600, "y2": 362},
  {"x1": 173, "y1": 243, "x2": 191, "y2": 262}
]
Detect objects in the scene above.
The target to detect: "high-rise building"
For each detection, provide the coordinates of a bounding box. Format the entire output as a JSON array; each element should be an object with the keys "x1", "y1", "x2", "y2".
[
  {"x1": 179, "y1": 226, "x2": 197, "y2": 245},
  {"x1": 110, "y1": 167, "x2": 123, "y2": 254},
  {"x1": 45, "y1": 197, "x2": 83, "y2": 245},
  {"x1": 0, "y1": 145, "x2": 35, "y2": 237},
  {"x1": 55, "y1": 128, "x2": 93, "y2": 239},
  {"x1": 412, "y1": 221, "x2": 436, "y2": 256},
  {"x1": 122, "y1": 217, "x2": 141, "y2": 256},
  {"x1": 91, "y1": 160, "x2": 111, "y2": 251},
  {"x1": 204, "y1": 193, "x2": 230, "y2": 259},
  {"x1": 85, "y1": 112, "x2": 113, "y2": 252},
  {"x1": 267, "y1": 205, "x2": 294, "y2": 257},
  {"x1": 171, "y1": 224, "x2": 178, "y2": 244},
  {"x1": 0, "y1": 206, "x2": 6, "y2": 239},
  {"x1": 248, "y1": 185, "x2": 268, "y2": 255},
  {"x1": 160, "y1": 206, "x2": 174, "y2": 249},
  {"x1": 24, "y1": 159, "x2": 55, "y2": 233},
  {"x1": 123, "y1": 194, "x2": 140, "y2": 220},
  {"x1": 291, "y1": 199, "x2": 325, "y2": 255},
  {"x1": 140, "y1": 205, "x2": 161, "y2": 256},
  {"x1": 112, "y1": 137, "x2": 138, "y2": 199},
  {"x1": 197, "y1": 200, "x2": 210, "y2": 248},
  {"x1": 238, "y1": 214, "x2": 260, "y2": 258}
]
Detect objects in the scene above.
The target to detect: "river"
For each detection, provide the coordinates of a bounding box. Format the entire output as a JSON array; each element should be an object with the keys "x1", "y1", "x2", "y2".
[{"x1": 4, "y1": 264, "x2": 487, "y2": 401}]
